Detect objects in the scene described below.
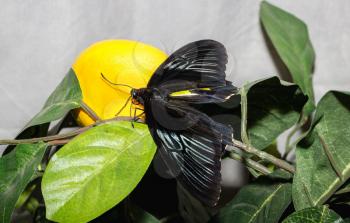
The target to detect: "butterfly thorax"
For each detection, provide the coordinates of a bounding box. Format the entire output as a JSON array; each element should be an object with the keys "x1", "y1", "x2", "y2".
[{"x1": 131, "y1": 88, "x2": 157, "y2": 105}]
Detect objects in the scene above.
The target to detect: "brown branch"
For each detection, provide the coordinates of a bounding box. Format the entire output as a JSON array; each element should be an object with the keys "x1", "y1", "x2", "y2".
[
  {"x1": 80, "y1": 101, "x2": 101, "y2": 121},
  {"x1": 0, "y1": 116, "x2": 138, "y2": 145},
  {"x1": 1, "y1": 109, "x2": 293, "y2": 175},
  {"x1": 228, "y1": 150, "x2": 272, "y2": 175},
  {"x1": 229, "y1": 139, "x2": 296, "y2": 174},
  {"x1": 47, "y1": 139, "x2": 72, "y2": 146}
]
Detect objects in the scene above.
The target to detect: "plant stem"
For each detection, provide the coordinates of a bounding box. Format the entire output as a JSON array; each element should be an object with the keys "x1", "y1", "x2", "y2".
[
  {"x1": 239, "y1": 86, "x2": 250, "y2": 145},
  {"x1": 0, "y1": 127, "x2": 88, "y2": 145},
  {"x1": 0, "y1": 112, "x2": 295, "y2": 174},
  {"x1": 0, "y1": 116, "x2": 135, "y2": 145},
  {"x1": 230, "y1": 139, "x2": 296, "y2": 174},
  {"x1": 47, "y1": 139, "x2": 72, "y2": 146},
  {"x1": 228, "y1": 150, "x2": 272, "y2": 175},
  {"x1": 81, "y1": 101, "x2": 101, "y2": 121}
]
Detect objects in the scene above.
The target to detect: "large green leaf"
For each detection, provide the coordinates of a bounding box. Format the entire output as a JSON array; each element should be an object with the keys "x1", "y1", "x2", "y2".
[
  {"x1": 293, "y1": 91, "x2": 350, "y2": 210},
  {"x1": 25, "y1": 68, "x2": 82, "y2": 128},
  {"x1": 42, "y1": 121, "x2": 156, "y2": 223},
  {"x1": 260, "y1": 1, "x2": 315, "y2": 115},
  {"x1": 211, "y1": 171, "x2": 292, "y2": 223},
  {"x1": 282, "y1": 206, "x2": 343, "y2": 223},
  {"x1": 0, "y1": 142, "x2": 47, "y2": 223},
  {"x1": 241, "y1": 76, "x2": 307, "y2": 150}
]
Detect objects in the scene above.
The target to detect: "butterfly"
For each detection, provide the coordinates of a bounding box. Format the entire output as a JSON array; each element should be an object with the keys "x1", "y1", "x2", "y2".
[{"x1": 104, "y1": 40, "x2": 237, "y2": 206}]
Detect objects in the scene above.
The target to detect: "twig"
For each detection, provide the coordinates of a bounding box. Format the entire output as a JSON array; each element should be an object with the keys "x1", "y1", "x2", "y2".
[
  {"x1": 239, "y1": 86, "x2": 250, "y2": 145},
  {"x1": 0, "y1": 116, "x2": 136, "y2": 145},
  {"x1": 1, "y1": 105, "x2": 294, "y2": 175},
  {"x1": 229, "y1": 139, "x2": 296, "y2": 174},
  {"x1": 228, "y1": 150, "x2": 272, "y2": 175},
  {"x1": 81, "y1": 101, "x2": 101, "y2": 121},
  {"x1": 47, "y1": 139, "x2": 72, "y2": 146},
  {"x1": 0, "y1": 126, "x2": 89, "y2": 145}
]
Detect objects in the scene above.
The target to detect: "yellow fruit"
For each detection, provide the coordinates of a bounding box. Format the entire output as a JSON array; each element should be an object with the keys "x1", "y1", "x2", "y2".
[{"x1": 72, "y1": 39, "x2": 167, "y2": 126}]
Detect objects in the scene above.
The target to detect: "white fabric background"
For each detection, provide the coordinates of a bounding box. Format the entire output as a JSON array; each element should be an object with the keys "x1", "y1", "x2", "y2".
[{"x1": 0, "y1": 1, "x2": 349, "y2": 146}]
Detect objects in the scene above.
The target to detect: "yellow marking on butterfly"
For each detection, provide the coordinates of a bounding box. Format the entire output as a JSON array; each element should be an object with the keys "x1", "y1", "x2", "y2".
[{"x1": 170, "y1": 88, "x2": 212, "y2": 97}]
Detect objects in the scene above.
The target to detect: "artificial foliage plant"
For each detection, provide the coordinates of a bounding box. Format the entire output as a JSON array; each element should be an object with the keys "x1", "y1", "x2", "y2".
[{"x1": 0, "y1": 1, "x2": 349, "y2": 223}]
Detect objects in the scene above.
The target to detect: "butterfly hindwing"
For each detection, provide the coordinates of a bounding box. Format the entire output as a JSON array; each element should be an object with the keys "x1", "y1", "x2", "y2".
[
  {"x1": 155, "y1": 128, "x2": 223, "y2": 206},
  {"x1": 145, "y1": 98, "x2": 233, "y2": 206}
]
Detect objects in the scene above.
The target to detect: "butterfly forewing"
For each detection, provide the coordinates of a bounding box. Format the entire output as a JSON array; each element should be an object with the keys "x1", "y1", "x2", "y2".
[
  {"x1": 148, "y1": 40, "x2": 228, "y2": 91},
  {"x1": 168, "y1": 84, "x2": 238, "y2": 104},
  {"x1": 142, "y1": 40, "x2": 235, "y2": 206}
]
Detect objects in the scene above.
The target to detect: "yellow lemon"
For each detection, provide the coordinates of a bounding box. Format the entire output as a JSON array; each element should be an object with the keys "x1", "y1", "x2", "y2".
[{"x1": 72, "y1": 39, "x2": 167, "y2": 126}]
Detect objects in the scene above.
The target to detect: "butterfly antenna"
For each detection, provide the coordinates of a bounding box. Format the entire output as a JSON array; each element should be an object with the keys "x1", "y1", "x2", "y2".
[
  {"x1": 115, "y1": 95, "x2": 132, "y2": 117},
  {"x1": 101, "y1": 73, "x2": 133, "y2": 89}
]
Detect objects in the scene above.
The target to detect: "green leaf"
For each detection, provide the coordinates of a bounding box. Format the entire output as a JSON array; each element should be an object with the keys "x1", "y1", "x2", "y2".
[
  {"x1": 0, "y1": 142, "x2": 47, "y2": 223},
  {"x1": 333, "y1": 179, "x2": 350, "y2": 197},
  {"x1": 14, "y1": 184, "x2": 37, "y2": 209},
  {"x1": 2, "y1": 73, "x2": 81, "y2": 155},
  {"x1": 1, "y1": 123, "x2": 49, "y2": 157},
  {"x1": 293, "y1": 91, "x2": 350, "y2": 210},
  {"x1": 42, "y1": 121, "x2": 156, "y2": 223},
  {"x1": 128, "y1": 204, "x2": 160, "y2": 223},
  {"x1": 0, "y1": 70, "x2": 80, "y2": 221},
  {"x1": 211, "y1": 170, "x2": 292, "y2": 223},
  {"x1": 282, "y1": 206, "x2": 343, "y2": 223},
  {"x1": 260, "y1": 1, "x2": 315, "y2": 115},
  {"x1": 25, "y1": 69, "x2": 82, "y2": 128},
  {"x1": 88, "y1": 202, "x2": 159, "y2": 223},
  {"x1": 177, "y1": 185, "x2": 212, "y2": 223},
  {"x1": 0, "y1": 70, "x2": 81, "y2": 221},
  {"x1": 241, "y1": 76, "x2": 307, "y2": 150}
]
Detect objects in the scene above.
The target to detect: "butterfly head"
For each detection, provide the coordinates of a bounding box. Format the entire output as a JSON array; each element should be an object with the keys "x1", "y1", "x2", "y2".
[{"x1": 131, "y1": 88, "x2": 149, "y2": 105}]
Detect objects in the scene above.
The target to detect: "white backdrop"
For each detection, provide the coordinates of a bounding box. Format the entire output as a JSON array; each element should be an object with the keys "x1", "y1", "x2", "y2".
[{"x1": 0, "y1": 1, "x2": 349, "y2": 143}]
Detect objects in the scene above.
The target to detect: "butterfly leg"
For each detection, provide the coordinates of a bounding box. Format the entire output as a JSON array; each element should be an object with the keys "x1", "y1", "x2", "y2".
[
  {"x1": 129, "y1": 105, "x2": 142, "y2": 127},
  {"x1": 129, "y1": 101, "x2": 134, "y2": 128},
  {"x1": 133, "y1": 107, "x2": 144, "y2": 120}
]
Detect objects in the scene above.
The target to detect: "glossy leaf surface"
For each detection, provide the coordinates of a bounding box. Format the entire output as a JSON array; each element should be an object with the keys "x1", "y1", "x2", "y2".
[{"x1": 42, "y1": 122, "x2": 156, "y2": 223}]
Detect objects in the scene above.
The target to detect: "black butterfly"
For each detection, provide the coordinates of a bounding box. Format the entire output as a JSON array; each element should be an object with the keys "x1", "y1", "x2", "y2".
[{"x1": 105, "y1": 40, "x2": 237, "y2": 206}]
